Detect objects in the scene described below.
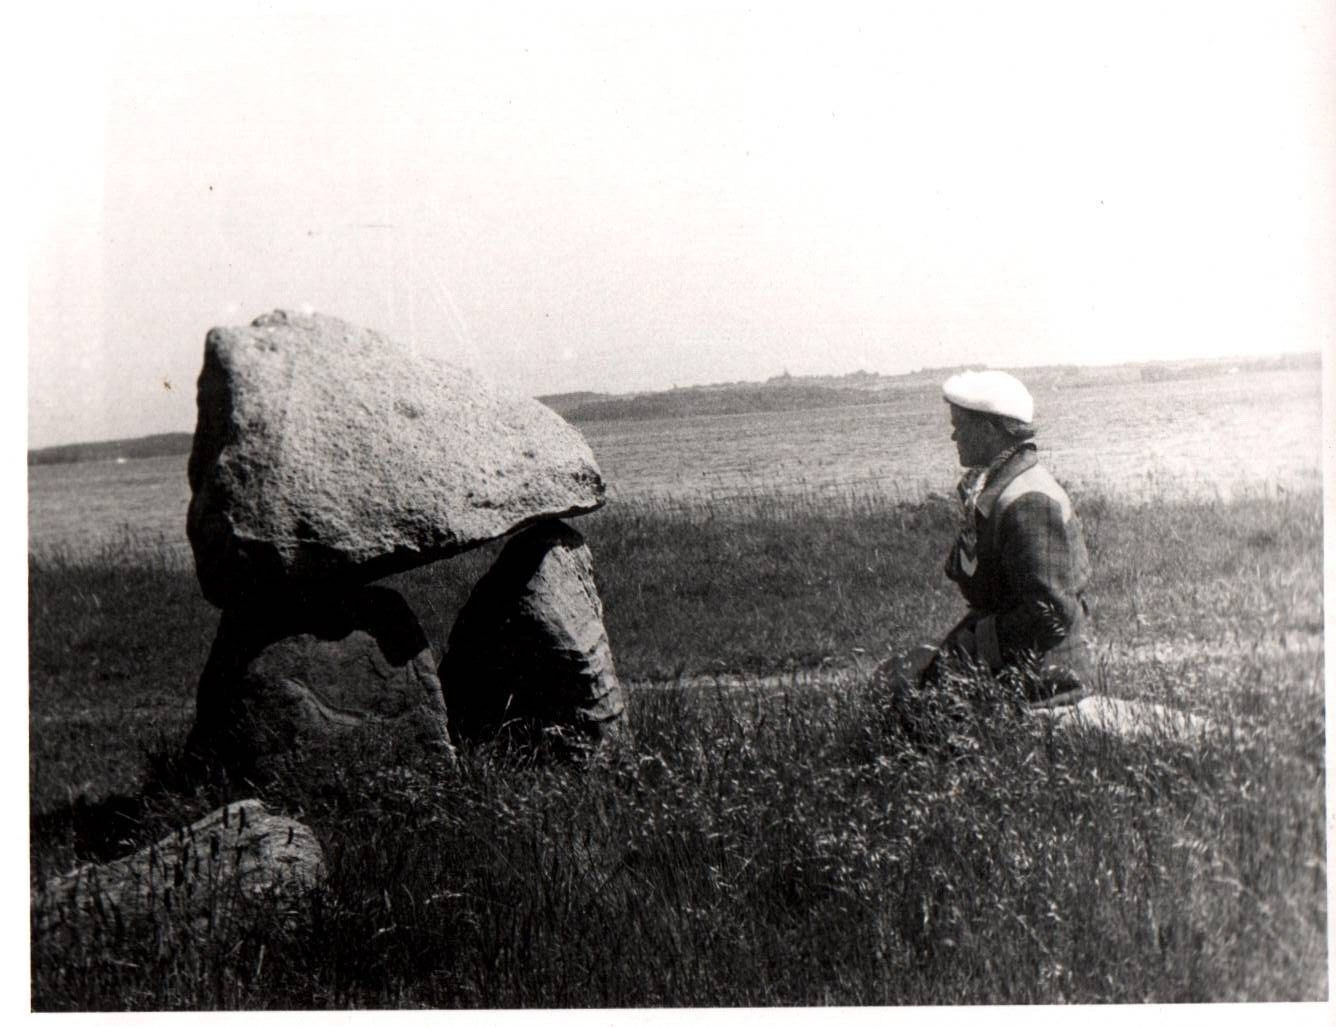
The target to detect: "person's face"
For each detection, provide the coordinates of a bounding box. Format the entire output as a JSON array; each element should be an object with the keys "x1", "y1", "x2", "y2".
[{"x1": 949, "y1": 405, "x2": 1001, "y2": 468}]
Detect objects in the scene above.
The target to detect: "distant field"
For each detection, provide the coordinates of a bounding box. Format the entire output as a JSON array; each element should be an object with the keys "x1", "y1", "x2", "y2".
[
  {"x1": 25, "y1": 366, "x2": 1323, "y2": 555},
  {"x1": 586, "y1": 367, "x2": 1322, "y2": 502}
]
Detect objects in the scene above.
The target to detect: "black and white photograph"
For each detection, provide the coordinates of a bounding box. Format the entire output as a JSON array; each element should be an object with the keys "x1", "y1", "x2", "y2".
[{"x1": 20, "y1": 1, "x2": 1332, "y2": 1014}]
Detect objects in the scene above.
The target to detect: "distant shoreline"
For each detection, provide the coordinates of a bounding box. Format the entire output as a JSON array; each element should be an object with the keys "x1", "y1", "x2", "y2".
[
  {"x1": 27, "y1": 432, "x2": 196, "y2": 467},
  {"x1": 27, "y1": 351, "x2": 1319, "y2": 465}
]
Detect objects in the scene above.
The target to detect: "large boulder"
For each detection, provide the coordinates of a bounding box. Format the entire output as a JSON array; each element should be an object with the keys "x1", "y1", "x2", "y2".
[
  {"x1": 32, "y1": 800, "x2": 323, "y2": 944},
  {"x1": 186, "y1": 585, "x2": 453, "y2": 783},
  {"x1": 440, "y1": 520, "x2": 628, "y2": 755},
  {"x1": 187, "y1": 309, "x2": 605, "y2": 606}
]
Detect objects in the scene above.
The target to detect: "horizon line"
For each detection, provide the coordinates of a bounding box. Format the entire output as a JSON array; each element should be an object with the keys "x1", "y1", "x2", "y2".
[{"x1": 26, "y1": 348, "x2": 1320, "y2": 455}]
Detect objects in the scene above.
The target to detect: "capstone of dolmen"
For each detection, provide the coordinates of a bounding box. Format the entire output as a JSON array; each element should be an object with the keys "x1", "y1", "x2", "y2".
[
  {"x1": 187, "y1": 309, "x2": 605, "y2": 607},
  {"x1": 440, "y1": 520, "x2": 628, "y2": 755},
  {"x1": 186, "y1": 585, "x2": 453, "y2": 782}
]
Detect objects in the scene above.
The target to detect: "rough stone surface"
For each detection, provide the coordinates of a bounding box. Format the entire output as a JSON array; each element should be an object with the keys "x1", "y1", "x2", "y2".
[
  {"x1": 186, "y1": 585, "x2": 453, "y2": 782},
  {"x1": 187, "y1": 309, "x2": 605, "y2": 606},
  {"x1": 440, "y1": 520, "x2": 628, "y2": 754},
  {"x1": 32, "y1": 800, "x2": 323, "y2": 942},
  {"x1": 1031, "y1": 695, "x2": 1216, "y2": 743}
]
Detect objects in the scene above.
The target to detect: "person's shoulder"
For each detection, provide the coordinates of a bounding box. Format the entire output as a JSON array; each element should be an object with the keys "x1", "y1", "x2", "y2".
[
  {"x1": 976, "y1": 446, "x2": 1037, "y2": 515},
  {"x1": 995, "y1": 463, "x2": 1074, "y2": 521}
]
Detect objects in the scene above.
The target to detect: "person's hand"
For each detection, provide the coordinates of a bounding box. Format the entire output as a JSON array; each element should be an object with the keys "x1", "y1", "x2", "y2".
[{"x1": 945, "y1": 624, "x2": 976, "y2": 658}]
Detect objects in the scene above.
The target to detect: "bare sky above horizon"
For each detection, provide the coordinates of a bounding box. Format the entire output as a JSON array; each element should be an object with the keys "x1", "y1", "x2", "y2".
[{"x1": 25, "y1": 2, "x2": 1336, "y2": 448}]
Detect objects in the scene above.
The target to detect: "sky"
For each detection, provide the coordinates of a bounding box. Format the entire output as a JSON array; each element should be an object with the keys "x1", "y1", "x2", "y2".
[{"x1": 23, "y1": 1, "x2": 1336, "y2": 449}]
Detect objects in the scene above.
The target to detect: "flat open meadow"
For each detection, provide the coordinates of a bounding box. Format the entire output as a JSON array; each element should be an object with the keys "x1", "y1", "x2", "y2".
[{"x1": 28, "y1": 365, "x2": 1326, "y2": 1008}]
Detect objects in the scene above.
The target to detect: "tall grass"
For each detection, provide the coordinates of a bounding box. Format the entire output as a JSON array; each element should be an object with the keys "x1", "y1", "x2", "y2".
[{"x1": 28, "y1": 488, "x2": 1326, "y2": 1008}]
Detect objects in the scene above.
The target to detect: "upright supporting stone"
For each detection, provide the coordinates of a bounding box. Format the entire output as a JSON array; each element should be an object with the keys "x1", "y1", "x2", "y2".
[
  {"x1": 187, "y1": 585, "x2": 452, "y2": 783},
  {"x1": 440, "y1": 521, "x2": 628, "y2": 756}
]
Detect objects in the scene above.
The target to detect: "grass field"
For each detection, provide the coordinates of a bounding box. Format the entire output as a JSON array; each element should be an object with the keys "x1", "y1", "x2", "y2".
[{"x1": 28, "y1": 485, "x2": 1326, "y2": 1008}]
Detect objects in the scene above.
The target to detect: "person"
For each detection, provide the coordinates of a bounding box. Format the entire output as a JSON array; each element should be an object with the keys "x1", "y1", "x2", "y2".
[{"x1": 889, "y1": 369, "x2": 1095, "y2": 711}]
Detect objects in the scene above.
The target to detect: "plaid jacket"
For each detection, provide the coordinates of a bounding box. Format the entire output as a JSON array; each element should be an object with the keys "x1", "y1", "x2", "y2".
[{"x1": 943, "y1": 445, "x2": 1095, "y2": 687}]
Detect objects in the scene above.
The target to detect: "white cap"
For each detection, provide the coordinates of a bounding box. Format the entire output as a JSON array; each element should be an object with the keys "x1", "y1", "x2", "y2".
[{"x1": 942, "y1": 370, "x2": 1034, "y2": 423}]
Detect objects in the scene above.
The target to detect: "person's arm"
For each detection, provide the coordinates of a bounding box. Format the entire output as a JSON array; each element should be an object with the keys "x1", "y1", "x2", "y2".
[{"x1": 972, "y1": 492, "x2": 1085, "y2": 669}]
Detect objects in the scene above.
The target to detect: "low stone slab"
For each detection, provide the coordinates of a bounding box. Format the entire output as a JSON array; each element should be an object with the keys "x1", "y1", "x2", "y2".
[
  {"x1": 187, "y1": 585, "x2": 453, "y2": 782},
  {"x1": 1031, "y1": 695, "x2": 1216, "y2": 743},
  {"x1": 187, "y1": 309, "x2": 605, "y2": 606},
  {"x1": 440, "y1": 520, "x2": 628, "y2": 755},
  {"x1": 32, "y1": 800, "x2": 322, "y2": 943}
]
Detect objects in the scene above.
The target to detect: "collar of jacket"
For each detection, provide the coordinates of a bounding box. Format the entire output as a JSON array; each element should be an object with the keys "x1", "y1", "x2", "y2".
[{"x1": 974, "y1": 443, "x2": 1039, "y2": 518}]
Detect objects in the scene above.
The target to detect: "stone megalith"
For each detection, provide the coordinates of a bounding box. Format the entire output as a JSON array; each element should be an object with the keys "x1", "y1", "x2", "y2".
[
  {"x1": 1031, "y1": 695, "x2": 1216, "y2": 743},
  {"x1": 32, "y1": 800, "x2": 323, "y2": 944},
  {"x1": 187, "y1": 309, "x2": 605, "y2": 607},
  {"x1": 440, "y1": 520, "x2": 628, "y2": 754},
  {"x1": 186, "y1": 586, "x2": 452, "y2": 782}
]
